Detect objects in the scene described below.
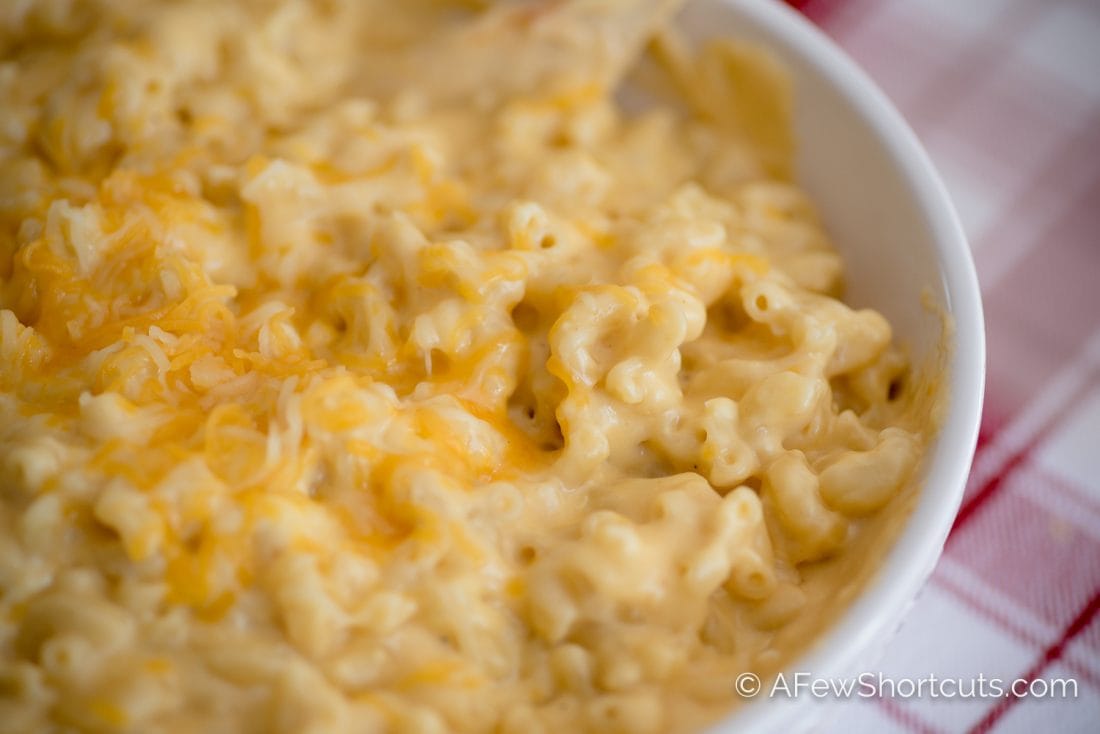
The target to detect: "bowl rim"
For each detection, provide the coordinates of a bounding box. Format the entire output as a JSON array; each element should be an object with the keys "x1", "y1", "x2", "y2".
[{"x1": 701, "y1": 0, "x2": 987, "y2": 729}]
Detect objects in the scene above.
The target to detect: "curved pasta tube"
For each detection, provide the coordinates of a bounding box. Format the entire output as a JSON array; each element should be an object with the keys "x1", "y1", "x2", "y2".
[
  {"x1": 818, "y1": 427, "x2": 921, "y2": 516},
  {"x1": 738, "y1": 370, "x2": 828, "y2": 459},
  {"x1": 700, "y1": 397, "x2": 756, "y2": 488},
  {"x1": 719, "y1": 487, "x2": 777, "y2": 601},
  {"x1": 847, "y1": 347, "x2": 908, "y2": 407},
  {"x1": 763, "y1": 451, "x2": 847, "y2": 563}
]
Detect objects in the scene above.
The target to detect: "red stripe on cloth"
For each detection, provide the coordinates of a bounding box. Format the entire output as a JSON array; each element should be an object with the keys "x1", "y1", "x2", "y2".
[
  {"x1": 975, "y1": 411, "x2": 998, "y2": 451},
  {"x1": 782, "y1": 0, "x2": 849, "y2": 24},
  {"x1": 980, "y1": 172, "x2": 1100, "y2": 345},
  {"x1": 934, "y1": 569, "x2": 1044, "y2": 649},
  {"x1": 934, "y1": 561, "x2": 1100, "y2": 692},
  {"x1": 974, "y1": 108, "x2": 1100, "y2": 256},
  {"x1": 946, "y1": 472, "x2": 1100, "y2": 638},
  {"x1": 968, "y1": 588, "x2": 1100, "y2": 734},
  {"x1": 949, "y1": 373, "x2": 1096, "y2": 541},
  {"x1": 949, "y1": 446, "x2": 1031, "y2": 539},
  {"x1": 904, "y1": 0, "x2": 1051, "y2": 131},
  {"x1": 1038, "y1": 467, "x2": 1100, "y2": 529}
]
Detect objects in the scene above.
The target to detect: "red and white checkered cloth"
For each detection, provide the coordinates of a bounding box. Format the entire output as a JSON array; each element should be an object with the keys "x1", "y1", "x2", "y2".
[{"x1": 782, "y1": 0, "x2": 1100, "y2": 731}]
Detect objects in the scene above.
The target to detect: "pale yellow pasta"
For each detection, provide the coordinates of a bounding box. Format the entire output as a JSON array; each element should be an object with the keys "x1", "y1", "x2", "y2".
[
  {"x1": 763, "y1": 452, "x2": 847, "y2": 563},
  {"x1": 0, "y1": 1, "x2": 933, "y2": 733},
  {"x1": 818, "y1": 428, "x2": 922, "y2": 516}
]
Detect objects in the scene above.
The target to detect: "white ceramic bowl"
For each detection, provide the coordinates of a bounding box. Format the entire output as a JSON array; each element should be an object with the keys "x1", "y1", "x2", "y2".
[{"x1": 673, "y1": 0, "x2": 986, "y2": 730}]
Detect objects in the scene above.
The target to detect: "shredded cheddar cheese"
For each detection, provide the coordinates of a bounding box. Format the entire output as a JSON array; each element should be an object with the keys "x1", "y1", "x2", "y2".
[{"x1": 0, "y1": 2, "x2": 934, "y2": 733}]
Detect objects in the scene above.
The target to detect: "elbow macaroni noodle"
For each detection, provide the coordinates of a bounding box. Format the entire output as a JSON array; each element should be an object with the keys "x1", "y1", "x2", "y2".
[{"x1": 0, "y1": 2, "x2": 935, "y2": 732}]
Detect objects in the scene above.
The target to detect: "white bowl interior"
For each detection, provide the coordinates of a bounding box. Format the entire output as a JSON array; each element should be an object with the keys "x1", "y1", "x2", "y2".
[{"x1": 672, "y1": 0, "x2": 986, "y2": 730}]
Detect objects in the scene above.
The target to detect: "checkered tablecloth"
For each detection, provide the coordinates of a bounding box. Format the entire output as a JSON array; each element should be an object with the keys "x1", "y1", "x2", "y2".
[{"x1": 782, "y1": 0, "x2": 1100, "y2": 731}]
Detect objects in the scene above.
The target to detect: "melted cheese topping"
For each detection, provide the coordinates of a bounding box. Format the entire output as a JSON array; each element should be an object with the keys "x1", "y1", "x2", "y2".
[{"x1": 0, "y1": 2, "x2": 932, "y2": 733}]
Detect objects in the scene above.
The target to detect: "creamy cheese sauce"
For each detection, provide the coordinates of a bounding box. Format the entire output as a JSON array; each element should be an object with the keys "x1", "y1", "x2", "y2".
[{"x1": 0, "y1": 2, "x2": 937, "y2": 732}]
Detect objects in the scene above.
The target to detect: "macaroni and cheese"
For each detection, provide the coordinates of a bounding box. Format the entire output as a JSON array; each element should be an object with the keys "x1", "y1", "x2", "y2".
[{"x1": 0, "y1": 1, "x2": 934, "y2": 732}]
